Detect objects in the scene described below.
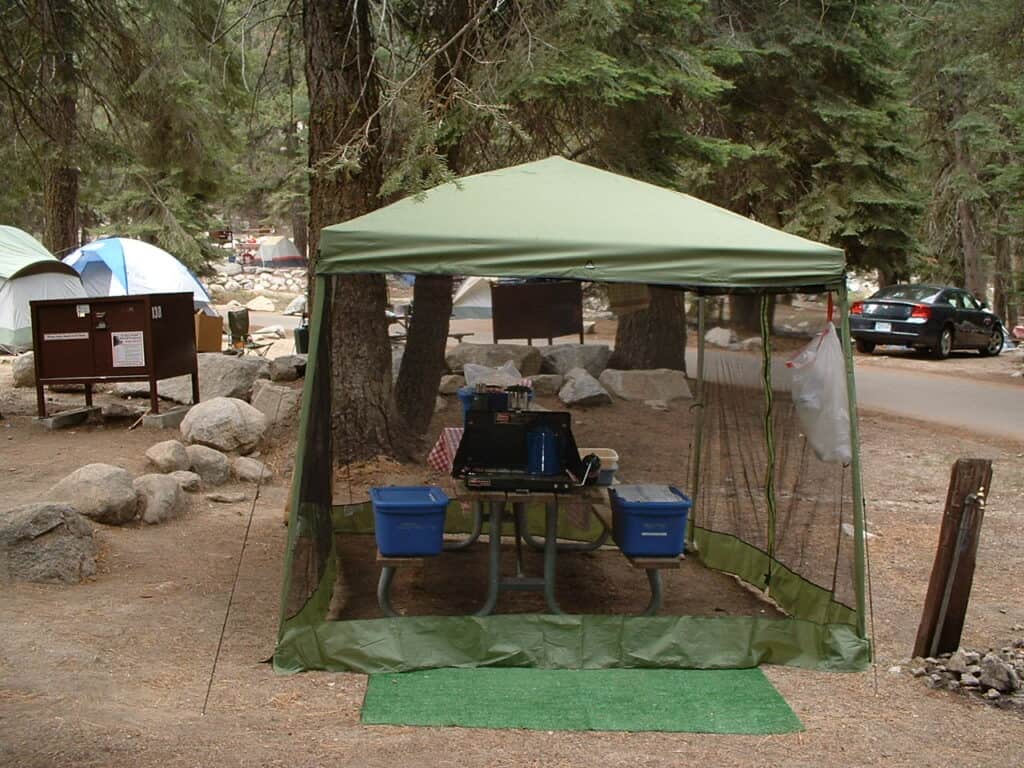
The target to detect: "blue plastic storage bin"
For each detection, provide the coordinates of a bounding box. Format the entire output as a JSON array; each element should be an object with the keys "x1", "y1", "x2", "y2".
[
  {"x1": 609, "y1": 485, "x2": 691, "y2": 557},
  {"x1": 370, "y1": 486, "x2": 449, "y2": 557}
]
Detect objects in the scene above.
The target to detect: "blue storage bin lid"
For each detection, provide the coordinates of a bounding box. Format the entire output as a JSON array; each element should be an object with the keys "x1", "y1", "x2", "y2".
[
  {"x1": 370, "y1": 486, "x2": 449, "y2": 508},
  {"x1": 611, "y1": 485, "x2": 691, "y2": 505}
]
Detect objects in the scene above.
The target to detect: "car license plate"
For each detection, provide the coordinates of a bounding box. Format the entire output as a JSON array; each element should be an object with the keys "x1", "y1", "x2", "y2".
[{"x1": 874, "y1": 321, "x2": 891, "y2": 332}]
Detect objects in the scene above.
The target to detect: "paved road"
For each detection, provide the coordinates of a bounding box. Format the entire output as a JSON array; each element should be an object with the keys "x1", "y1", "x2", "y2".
[{"x1": 250, "y1": 310, "x2": 1023, "y2": 442}]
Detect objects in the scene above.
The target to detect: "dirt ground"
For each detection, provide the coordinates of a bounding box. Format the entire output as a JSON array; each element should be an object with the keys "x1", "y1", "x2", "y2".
[{"x1": 2, "y1": 357, "x2": 1024, "y2": 767}]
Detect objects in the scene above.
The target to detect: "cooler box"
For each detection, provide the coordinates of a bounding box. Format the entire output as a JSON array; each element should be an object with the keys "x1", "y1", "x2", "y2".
[
  {"x1": 370, "y1": 486, "x2": 449, "y2": 556},
  {"x1": 609, "y1": 485, "x2": 691, "y2": 557}
]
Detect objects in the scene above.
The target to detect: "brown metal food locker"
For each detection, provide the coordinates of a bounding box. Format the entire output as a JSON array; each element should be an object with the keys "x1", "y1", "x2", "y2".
[{"x1": 30, "y1": 292, "x2": 200, "y2": 417}]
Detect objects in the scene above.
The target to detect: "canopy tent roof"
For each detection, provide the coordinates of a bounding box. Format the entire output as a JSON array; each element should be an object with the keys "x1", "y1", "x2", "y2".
[
  {"x1": 318, "y1": 156, "x2": 845, "y2": 290},
  {"x1": 0, "y1": 225, "x2": 79, "y2": 279},
  {"x1": 64, "y1": 237, "x2": 214, "y2": 313}
]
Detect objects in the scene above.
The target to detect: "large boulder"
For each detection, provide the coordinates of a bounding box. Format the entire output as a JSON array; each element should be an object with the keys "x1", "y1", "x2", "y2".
[
  {"x1": 599, "y1": 369, "x2": 693, "y2": 402},
  {"x1": 558, "y1": 367, "x2": 612, "y2": 406},
  {"x1": 438, "y1": 374, "x2": 465, "y2": 395},
  {"x1": 251, "y1": 380, "x2": 302, "y2": 427},
  {"x1": 145, "y1": 440, "x2": 190, "y2": 473},
  {"x1": 116, "y1": 353, "x2": 270, "y2": 404},
  {"x1": 270, "y1": 354, "x2": 307, "y2": 382},
  {"x1": 180, "y1": 397, "x2": 267, "y2": 453},
  {"x1": 0, "y1": 503, "x2": 96, "y2": 583},
  {"x1": 185, "y1": 445, "x2": 230, "y2": 486},
  {"x1": 539, "y1": 344, "x2": 611, "y2": 377},
  {"x1": 47, "y1": 464, "x2": 138, "y2": 525},
  {"x1": 529, "y1": 374, "x2": 564, "y2": 396},
  {"x1": 233, "y1": 456, "x2": 273, "y2": 484},
  {"x1": 445, "y1": 343, "x2": 542, "y2": 377},
  {"x1": 133, "y1": 474, "x2": 186, "y2": 525},
  {"x1": 246, "y1": 295, "x2": 276, "y2": 312},
  {"x1": 283, "y1": 295, "x2": 307, "y2": 316},
  {"x1": 12, "y1": 352, "x2": 35, "y2": 387}
]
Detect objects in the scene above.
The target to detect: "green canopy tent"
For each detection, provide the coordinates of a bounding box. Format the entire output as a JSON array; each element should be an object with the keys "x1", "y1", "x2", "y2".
[{"x1": 275, "y1": 157, "x2": 871, "y2": 673}]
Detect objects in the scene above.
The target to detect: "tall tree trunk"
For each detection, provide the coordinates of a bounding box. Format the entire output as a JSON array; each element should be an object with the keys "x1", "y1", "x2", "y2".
[
  {"x1": 728, "y1": 294, "x2": 769, "y2": 337},
  {"x1": 304, "y1": 0, "x2": 402, "y2": 462},
  {"x1": 1009, "y1": 236, "x2": 1022, "y2": 328},
  {"x1": 957, "y1": 197, "x2": 984, "y2": 299},
  {"x1": 993, "y1": 208, "x2": 1010, "y2": 322},
  {"x1": 610, "y1": 286, "x2": 687, "y2": 372},
  {"x1": 40, "y1": 0, "x2": 79, "y2": 256},
  {"x1": 393, "y1": 0, "x2": 478, "y2": 433}
]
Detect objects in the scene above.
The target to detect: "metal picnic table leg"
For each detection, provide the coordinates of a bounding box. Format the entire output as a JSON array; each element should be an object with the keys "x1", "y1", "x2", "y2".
[
  {"x1": 543, "y1": 500, "x2": 562, "y2": 615},
  {"x1": 443, "y1": 500, "x2": 484, "y2": 551},
  {"x1": 522, "y1": 503, "x2": 611, "y2": 552},
  {"x1": 473, "y1": 500, "x2": 505, "y2": 617},
  {"x1": 641, "y1": 569, "x2": 663, "y2": 616},
  {"x1": 377, "y1": 566, "x2": 398, "y2": 618}
]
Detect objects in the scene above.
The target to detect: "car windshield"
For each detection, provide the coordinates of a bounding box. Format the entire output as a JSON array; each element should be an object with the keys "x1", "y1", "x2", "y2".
[{"x1": 871, "y1": 285, "x2": 943, "y2": 303}]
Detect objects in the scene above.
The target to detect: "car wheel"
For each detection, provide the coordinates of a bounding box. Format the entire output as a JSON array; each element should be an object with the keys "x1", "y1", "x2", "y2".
[
  {"x1": 931, "y1": 326, "x2": 953, "y2": 360},
  {"x1": 979, "y1": 327, "x2": 1003, "y2": 357},
  {"x1": 855, "y1": 339, "x2": 875, "y2": 354}
]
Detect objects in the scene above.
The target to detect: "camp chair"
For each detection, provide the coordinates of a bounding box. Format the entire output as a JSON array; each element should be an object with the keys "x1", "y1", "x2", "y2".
[{"x1": 226, "y1": 308, "x2": 273, "y2": 356}]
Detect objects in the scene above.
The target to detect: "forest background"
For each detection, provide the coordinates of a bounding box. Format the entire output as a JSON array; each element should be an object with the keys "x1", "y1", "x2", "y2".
[{"x1": 1, "y1": 0, "x2": 1022, "y2": 457}]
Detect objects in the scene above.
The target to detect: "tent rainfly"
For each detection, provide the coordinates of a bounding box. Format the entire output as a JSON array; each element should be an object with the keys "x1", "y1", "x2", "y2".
[
  {"x1": 257, "y1": 236, "x2": 305, "y2": 268},
  {"x1": 64, "y1": 238, "x2": 215, "y2": 315},
  {"x1": 0, "y1": 226, "x2": 87, "y2": 352},
  {"x1": 276, "y1": 157, "x2": 870, "y2": 675}
]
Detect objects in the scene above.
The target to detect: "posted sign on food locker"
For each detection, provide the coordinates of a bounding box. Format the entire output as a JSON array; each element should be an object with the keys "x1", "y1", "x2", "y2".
[{"x1": 111, "y1": 330, "x2": 145, "y2": 367}]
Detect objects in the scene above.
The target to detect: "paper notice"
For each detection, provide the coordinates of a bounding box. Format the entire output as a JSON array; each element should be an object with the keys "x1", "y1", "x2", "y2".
[{"x1": 111, "y1": 331, "x2": 145, "y2": 367}]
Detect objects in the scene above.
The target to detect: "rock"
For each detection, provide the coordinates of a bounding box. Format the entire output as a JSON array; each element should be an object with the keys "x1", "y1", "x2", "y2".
[
  {"x1": 435, "y1": 396, "x2": 446, "y2": 413},
  {"x1": 740, "y1": 337, "x2": 763, "y2": 350},
  {"x1": 206, "y1": 492, "x2": 247, "y2": 504},
  {"x1": 960, "y1": 673, "x2": 981, "y2": 688},
  {"x1": 947, "y1": 650, "x2": 970, "y2": 675},
  {"x1": 283, "y1": 295, "x2": 307, "y2": 316},
  {"x1": 926, "y1": 673, "x2": 944, "y2": 689},
  {"x1": 223, "y1": 278, "x2": 241, "y2": 292},
  {"x1": 100, "y1": 402, "x2": 146, "y2": 420},
  {"x1": 705, "y1": 327, "x2": 737, "y2": 347},
  {"x1": 133, "y1": 474, "x2": 186, "y2": 525},
  {"x1": 910, "y1": 667, "x2": 927, "y2": 677},
  {"x1": 145, "y1": 440, "x2": 190, "y2": 473},
  {"x1": 213, "y1": 261, "x2": 242, "y2": 276},
  {"x1": 539, "y1": 344, "x2": 611, "y2": 377},
  {"x1": 117, "y1": 353, "x2": 270, "y2": 404},
  {"x1": 598, "y1": 369, "x2": 692, "y2": 402},
  {"x1": 529, "y1": 374, "x2": 564, "y2": 396},
  {"x1": 841, "y1": 522, "x2": 877, "y2": 539},
  {"x1": 888, "y1": 665, "x2": 902, "y2": 675},
  {"x1": 980, "y1": 652, "x2": 1020, "y2": 693},
  {"x1": 47, "y1": 464, "x2": 138, "y2": 525},
  {"x1": 270, "y1": 354, "x2": 307, "y2": 382},
  {"x1": 439, "y1": 374, "x2": 465, "y2": 395},
  {"x1": 233, "y1": 456, "x2": 273, "y2": 484},
  {"x1": 0, "y1": 502, "x2": 96, "y2": 583},
  {"x1": 246, "y1": 296, "x2": 276, "y2": 312},
  {"x1": 583, "y1": 321, "x2": 596, "y2": 335},
  {"x1": 252, "y1": 324, "x2": 286, "y2": 339},
  {"x1": 180, "y1": 397, "x2": 267, "y2": 453},
  {"x1": 12, "y1": 352, "x2": 35, "y2": 387},
  {"x1": 964, "y1": 651, "x2": 981, "y2": 665},
  {"x1": 946, "y1": 679, "x2": 960, "y2": 691},
  {"x1": 984, "y1": 688, "x2": 1001, "y2": 700},
  {"x1": 558, "y1": 367, "x2": 612, "y2": 406},
  {"x1": 445, "y1": 343, "x2": 542, "y2": 377},
  {"x1": 185, "y1": 444, "x2": 231, "y2": 486},
  {"x1": 169, "y1": 470, "x2": 201, "y2": 492},
  {"x1": 250, "y1": 380, "x2": 302, "y2": 427},
  {"x1": 644, "y1": 399, "x2": 670, "y2": 411}
]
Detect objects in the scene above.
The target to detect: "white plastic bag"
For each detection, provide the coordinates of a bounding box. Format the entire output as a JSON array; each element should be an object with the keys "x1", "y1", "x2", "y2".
[
  {"x1": 786, "y1": 324, "x2": 852, "y2": 465},
  {"x1": 463, "y1": 360, "x2": 524, "y2": 388}
]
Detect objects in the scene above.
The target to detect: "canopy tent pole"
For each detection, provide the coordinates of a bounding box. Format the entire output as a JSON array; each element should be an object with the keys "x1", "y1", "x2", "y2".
[
  {"x1": 688, "y1": 295, "x2": 707, "y2": 545},
  {"x1": 837, "y1": 281, "x2": 868, "y2": 641},
  {"x1": 760, "y1": 295, "x2": 778, "y2": 587}
]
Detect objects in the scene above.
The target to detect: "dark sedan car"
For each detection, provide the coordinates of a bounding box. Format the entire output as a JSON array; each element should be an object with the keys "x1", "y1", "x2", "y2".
[{"x1": 849, "y1": 284, "x2": 1005, "y2": 359}]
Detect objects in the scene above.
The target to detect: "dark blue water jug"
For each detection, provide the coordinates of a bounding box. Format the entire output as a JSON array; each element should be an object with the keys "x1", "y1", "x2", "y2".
[{"x1": 527, "y1": 425, "x2": 561, "y2": 476}]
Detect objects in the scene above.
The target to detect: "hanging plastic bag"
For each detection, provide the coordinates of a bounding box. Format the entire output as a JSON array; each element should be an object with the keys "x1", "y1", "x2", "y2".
[{"x1": 786, "y1": 323, "x2": 852, "y2": 465}]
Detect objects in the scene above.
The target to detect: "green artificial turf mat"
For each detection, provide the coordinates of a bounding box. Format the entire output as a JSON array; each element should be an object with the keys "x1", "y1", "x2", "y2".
[{"x1": 361, "y1": 667, "x2": 803, "y2": 734}]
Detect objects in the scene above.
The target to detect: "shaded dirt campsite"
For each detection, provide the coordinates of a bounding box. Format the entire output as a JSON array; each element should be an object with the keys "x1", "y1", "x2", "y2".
[{"x1": 1, "y1": 359, "x2": 1024, "y2": 767}]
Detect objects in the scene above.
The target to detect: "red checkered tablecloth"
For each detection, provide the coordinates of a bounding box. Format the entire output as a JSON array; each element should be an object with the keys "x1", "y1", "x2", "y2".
[{"x1": 427, "y1": 427, "x2": 464, "y2": 474}]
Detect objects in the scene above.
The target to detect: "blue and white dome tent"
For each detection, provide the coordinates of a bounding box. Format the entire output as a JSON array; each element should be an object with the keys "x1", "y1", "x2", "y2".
[{"x1": 63, "y1": 237, "x2": 215, "y2": 315}]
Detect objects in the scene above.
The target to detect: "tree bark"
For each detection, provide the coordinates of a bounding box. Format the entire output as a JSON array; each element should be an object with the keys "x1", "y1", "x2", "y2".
[
  {"x1": 957, "y1": 197, "x2": 984, "y2": 299},
  {"x1": 728, "y1": 294, "x2": 767, "y2": 337},
  {"x1": 993, "y1": 208, "x2": 1010, "y2": 322},
  {"x1": 610, "y1": 286, "x2": 687, "y2": 372},
  {"x1": 304, "y1": 0, "x2": 403, "y2": 462},
  {"x1": 392, "y1": 1, "x2": 479, "y2": 434},
  {"x1": 39, "y1": 0, "x2": 79, "y2": 256}
]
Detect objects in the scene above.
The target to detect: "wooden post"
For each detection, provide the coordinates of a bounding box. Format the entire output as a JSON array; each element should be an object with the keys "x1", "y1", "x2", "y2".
[{"x1": 913, "y1": 459, "x2": 992, "y2": 658}]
